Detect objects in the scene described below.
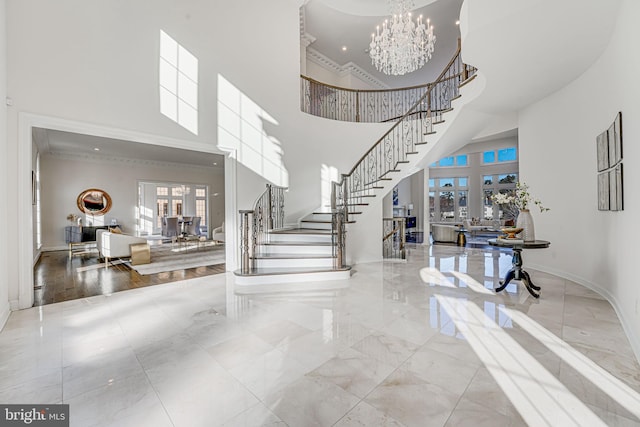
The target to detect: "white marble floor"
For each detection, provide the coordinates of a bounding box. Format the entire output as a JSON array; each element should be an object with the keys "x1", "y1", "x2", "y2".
[{"x1": 1, "y1": 244, "x2": 639, "y2": 426}]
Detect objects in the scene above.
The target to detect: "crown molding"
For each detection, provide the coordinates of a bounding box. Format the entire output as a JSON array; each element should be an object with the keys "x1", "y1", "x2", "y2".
[
  {"x1": 306, "y1": 47, "x2": 389, "y2": 89},
  {"x1": 301, "y1": 32, "x2": 316, "y2": 48},
  {"x1": 45, "y1": 150, "x2": 222, "y2": 172}
]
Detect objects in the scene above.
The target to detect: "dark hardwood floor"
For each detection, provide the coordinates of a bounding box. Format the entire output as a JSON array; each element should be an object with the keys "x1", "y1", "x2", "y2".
[{"x1": 33, "y1": 249, "x2": 225, "y2": 306}]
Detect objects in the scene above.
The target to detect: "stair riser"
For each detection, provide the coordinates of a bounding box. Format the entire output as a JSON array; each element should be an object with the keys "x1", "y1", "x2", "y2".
[
  {"x1": 254, "y1": 258, "x2": 335, "y2": 269},
  {"x1": 300, "y1": 222, "x2": 333, "y2": 231},
  {"x1": 268, "y1": 233, "x2": 333, "y2": 243},
  {"x1": 259, "y1": 245, "x2": 333, "y2": 255},
  {"x1": 235, "y1": 269, "x2": 351, "y2": 285},
  {"x1": 307, "y1": 213, "x2": 334, "y2": 221}
]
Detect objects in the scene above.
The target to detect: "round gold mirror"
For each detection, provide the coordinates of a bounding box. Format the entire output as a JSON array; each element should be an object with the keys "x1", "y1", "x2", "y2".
[{"x1": 77, "y1": 188, "x2": 112, "y2": 215}]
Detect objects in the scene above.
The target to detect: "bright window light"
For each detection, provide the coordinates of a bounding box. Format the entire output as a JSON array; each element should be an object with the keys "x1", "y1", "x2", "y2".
[
  {"x1": 159, "y1": 30, "x2": 198, "y2": 135},
  {"x1": 436, "y1": 295, "x2": 607, "y2": 427},
  {"x1": 217, "y1": 74, "x2": 289, "y2": 187}
]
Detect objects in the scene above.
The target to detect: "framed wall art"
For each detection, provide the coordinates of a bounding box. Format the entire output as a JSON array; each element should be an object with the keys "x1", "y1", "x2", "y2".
[
  {"x1": 596, "y1": 131, "x2": 608, "y2": 172},
  {"x1": 596, "y1": 111, "x2": 623, "y2": 211},
  {"x1": 597, "y1": 172, "x2": 609, "y2": 211}
]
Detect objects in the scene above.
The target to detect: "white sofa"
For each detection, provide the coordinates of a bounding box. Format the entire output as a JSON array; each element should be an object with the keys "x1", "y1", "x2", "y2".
[
  {"x1": 96, "y1": 229, "x2": 147, "y2": 267},
  {"x1": 431, "y1": 224, "x2": 458, "y2": 243},
  {"x1": 212, "y1": 222, "x2": 225, "y2": 242}
]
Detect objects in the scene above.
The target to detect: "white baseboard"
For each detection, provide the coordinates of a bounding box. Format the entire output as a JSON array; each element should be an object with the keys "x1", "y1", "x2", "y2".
[
  {"x1": 0, "y1": 302, "x2": 10, "y2": 331},
  {"x1": 529, "y1": 262, "x2": 640, "y2": 365},
  {"x1": 42, "y1": 245, "x2": 69, "y2": 252},
  {"x1": 33, "y1": 250, "x2": 42, "y2": 267}
]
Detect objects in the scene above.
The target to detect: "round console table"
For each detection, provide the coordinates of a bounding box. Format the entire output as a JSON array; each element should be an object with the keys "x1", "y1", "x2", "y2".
[{"x1": 488, "y1": 239, "x2": 551, "y2": 298}]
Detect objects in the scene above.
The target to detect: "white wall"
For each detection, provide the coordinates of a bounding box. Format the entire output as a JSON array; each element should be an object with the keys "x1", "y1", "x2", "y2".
[
  {"x1": 519, "y1": 0, "x2": 640, "y2": 359},
  {"x1": 5, "y1": 0, "x2": 390, "y2": 299},
  {"x1": 40, "y1": 154, "x2": 223, "y2": 249},
  {"x1": 0, "y1": 0, "x2": 9, "y2": 327}
]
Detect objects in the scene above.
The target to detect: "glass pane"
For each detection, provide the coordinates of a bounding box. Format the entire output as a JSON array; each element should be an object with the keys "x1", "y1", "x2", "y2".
[
  {"x1": 428, "y1": 179, "x2": 435, "y2": 188},
  {"x1": 483, "y1": 190, "x2": 494, "y2": 220},
  {"x1": 483, "y1": 151, "x2": 495, "y2": 163},
  {"x1": 483, "y1": 175, "x2": 493, "y2": 185},
  {"x1": 196, "y1": 188, "x2": 206, "y2": 197},
  {"x1": 458, "y1": 177, "x2": 468, "y2": 187},
  {"x1": 429, "y1": 162, "x2": 437, "y2": 167},
  {"x1": 157, "y1": 187, "x2": 168, "y2": 196},
  {"x1": 172, "y1": 187, "x2": 183, "y2": 197},
  {"x1": 439, "y1": 191, "x2": 455, "y2": 221},
  {"x1": 439, "y1": 178, "x2": 454, "y2": 187},
  {"x1": 429, "y1": 191, "x2": 435, "y2": 220},
  {"x1": 498, "y1": 147, "x2": 517, "y2": 162},
  {"x1": 439, "y1": 156, "x2": 454, "y2": 167},
  {"x1": 458, "y1": 191, "x2": 468, "y2": 220},
  {"x1": 498, "y1": 189, "x2": 516, "y2": 220},
  {"x1": 498, "y1": 173, "x2": 517, "y2": 184},
  {"x1": 456, "y1": 155, "x2": 468, "y2": 166}
]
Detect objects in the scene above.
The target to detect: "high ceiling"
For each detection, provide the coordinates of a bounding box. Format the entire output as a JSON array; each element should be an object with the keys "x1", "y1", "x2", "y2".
[
  {"x1": 303, "y1": 0, "x2": 464, "y2": 88},
  {"x1": 33, "y1": 128, "x2": 224, "y2": 168}
]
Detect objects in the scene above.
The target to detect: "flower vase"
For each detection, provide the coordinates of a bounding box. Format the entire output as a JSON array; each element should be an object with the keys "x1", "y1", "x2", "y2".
[{"x1": 516, "y1": 209, "x2": 535, "y2": 242}]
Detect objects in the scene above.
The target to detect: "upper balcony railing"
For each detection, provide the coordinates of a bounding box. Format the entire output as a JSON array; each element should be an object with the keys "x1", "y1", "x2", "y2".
[{"x1": 301, "y1": 40, "x2": 476, "y2": 123}]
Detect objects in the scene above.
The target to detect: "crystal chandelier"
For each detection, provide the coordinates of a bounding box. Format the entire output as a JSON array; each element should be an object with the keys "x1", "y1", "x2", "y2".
[{"x1": 369, "y1": 0, "x2": 436, "y2": 76}]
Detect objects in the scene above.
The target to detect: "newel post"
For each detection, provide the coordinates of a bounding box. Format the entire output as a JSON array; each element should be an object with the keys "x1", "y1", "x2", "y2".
[{"x1": 239, "y1": 210, "x2": 253, "y2": 274}]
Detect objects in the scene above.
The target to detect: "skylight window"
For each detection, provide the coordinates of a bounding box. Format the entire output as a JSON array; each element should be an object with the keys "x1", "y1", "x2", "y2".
[{"x1": 159, "y1": 30, "x2": 199, "y2": 135}]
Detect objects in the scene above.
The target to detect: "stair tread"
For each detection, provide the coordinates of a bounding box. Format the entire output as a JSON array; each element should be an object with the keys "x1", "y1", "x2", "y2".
[
  {"x1": 270, "y1": 228, "x2": 334, "y2": 235},
  {"x1": 301, "y1": 219, "x2": 356, "y2": 224},
  {"x1": 312, "y1": 211, "x2": 362, "y2": 215},
  {"x1": 259, "y1": 241, "x2": 334, "y2": 246},
  {"x1": 234, "y1": 266, "x2": 351, "y2": 277},
  {"x1": 253, "y1": 253, "x2": 336, "y2": 259}
]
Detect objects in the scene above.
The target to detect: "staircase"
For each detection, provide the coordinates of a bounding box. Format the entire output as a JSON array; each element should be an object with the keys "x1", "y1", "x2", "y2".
[{"x1": 234, "y1": 42, "x2": 477, "y2": 286}]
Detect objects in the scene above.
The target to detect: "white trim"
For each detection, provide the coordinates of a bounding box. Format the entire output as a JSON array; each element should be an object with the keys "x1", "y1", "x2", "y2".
[
  {"x1": 45, "y1": 151, "x2": 221, "y2": 172},
  {"x1": 32, "y1": 250, "x2": 41, "y2": 267},
  {"x1": 528, "y1": 262, "x2": 640, "y2": 364},
  {"x1": 306, "y1": 47, "x2": 388, "y2": 90},
  {"x1": 224, "y1": 152, "x2": 238, "y2": 272},
  {"x1": 17, "y1": 112, "x2": 225, "y2": 310},
  {"x1": 42, "y1": 245, "x2": 68, "y2": 252},
  {"x1": 0, "y1": 302, "x2": 10, "y2": 331}
]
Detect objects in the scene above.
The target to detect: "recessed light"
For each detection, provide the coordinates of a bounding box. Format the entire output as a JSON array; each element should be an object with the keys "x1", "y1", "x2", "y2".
[
  {"x1": 213, "y1": 162, "x2": 217, "y2": 166},
  {"x1": 341, "y1": 46, "x2": 347, "y2": 51},
  {"x1": 94, "y1": 148, "x2": 100, "y2": 151},
  {"x1": 455, "y1": 20, "x2": 460, "y2": 25}
]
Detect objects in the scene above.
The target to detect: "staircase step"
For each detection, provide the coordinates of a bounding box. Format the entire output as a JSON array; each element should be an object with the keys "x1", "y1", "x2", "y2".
[
  {"x1": 253, "y1": 254, "x2": 336, "y2": 268},
  {"x1": 258, "y1": 241, "x2": 334, "y2": 255},
  {"x1": 300, "y1": 219, "x2": 355, "y2": 230},
  {"x1": 268, "y1": 228, "x2": 334, "y2": 243},
  {"x1": 234, "y1": 266, "x2": 352, "y2": 285}
]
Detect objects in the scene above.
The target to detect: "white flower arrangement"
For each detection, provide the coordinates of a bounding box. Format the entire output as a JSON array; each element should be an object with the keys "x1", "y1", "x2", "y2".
[{"x1": 491, "y1": 182, "x2": 549, "y2": 215}]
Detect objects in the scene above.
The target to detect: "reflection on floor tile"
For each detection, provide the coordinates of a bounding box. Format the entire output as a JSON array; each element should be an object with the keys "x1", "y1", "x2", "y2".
[{"x1": 1, "y1": 243, "x2": 638, "y2": 426}]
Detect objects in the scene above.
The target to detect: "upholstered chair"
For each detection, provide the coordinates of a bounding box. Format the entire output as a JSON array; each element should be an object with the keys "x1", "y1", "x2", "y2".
[
  {"x1": 185, "y1": 216, "x2": 202, "y2": 236},
  {"x1": 164, "y1": 217, "x2": 179, "y2": 237}
]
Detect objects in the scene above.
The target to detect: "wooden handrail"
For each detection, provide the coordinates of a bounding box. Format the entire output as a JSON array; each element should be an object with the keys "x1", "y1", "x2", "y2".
[{"x1": 346, "y1": 41, "x2": 464, "y2": 177}]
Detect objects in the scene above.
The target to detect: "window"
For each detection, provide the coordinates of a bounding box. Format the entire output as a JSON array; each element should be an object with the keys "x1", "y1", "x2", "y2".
[
  {"x1": 195, "y1": 186, "x2": 207, "y2": 227},
  {"x1": 431, "y1": 154, "x2": 469, "y2": 167},
  {"x1": 483, "y1": 151, "x2": 495, "y2": 163},
  {"x1": 439, "y1": 156, "x2": 454, "y2": 167},
  {"x1": 484, "y1": 147, "x2": 517, "y2": 164},
  {"x1": 482, "y1": 173, "x2": 518, "y2": 219},
  {"x1": 429, "y1": 176, "x2": 469, "y2": 222},
  {"x1": 498, "y1": 147, "x2": 517, "y2": 162}
]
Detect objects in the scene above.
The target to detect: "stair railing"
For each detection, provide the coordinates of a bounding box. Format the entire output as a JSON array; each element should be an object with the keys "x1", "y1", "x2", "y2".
[
  {"x1": 383, "y1": 218, "x2": 406, "y2": 260},
  {"x1": 301, "y1": 77, "x2": 432, "y2": 123},
  {"x1": 239, "y1": 183, "x2": 287, "y2": 274},
  {"x1": 331, "y1": 40, "x2": 477, "y2": 226}
]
